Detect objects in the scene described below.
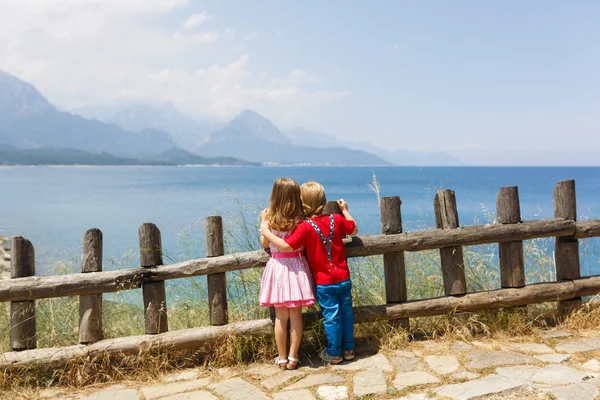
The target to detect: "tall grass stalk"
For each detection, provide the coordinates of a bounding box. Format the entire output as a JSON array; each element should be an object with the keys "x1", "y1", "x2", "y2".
[{"x1": 367, "y1": 170, "x2": 381, "y2": 207}]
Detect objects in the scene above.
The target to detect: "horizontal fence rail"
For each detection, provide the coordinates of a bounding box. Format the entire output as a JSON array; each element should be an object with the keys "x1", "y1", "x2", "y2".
[
  {"x1": 3, "y1": 274, "x2": 600, "y2": 369},
  {"x1": 1, "y1": 219, "x2": 599, "y2": 303},
  {"x1": 2, "y1": 179, "x2": 600, "y2": 370}
]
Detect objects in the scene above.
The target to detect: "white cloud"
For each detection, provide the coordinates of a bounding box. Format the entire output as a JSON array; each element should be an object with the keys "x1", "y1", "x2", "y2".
[
  {"x1": 287, "y1": 69, "x2": 322, "y2": 85},
  {"x1": 2, "y1": 0, "x2": 190, "y2": 16},
  {"x1": 244, "y1": 32, "x2": 258, "y2": 41},
  {"x1": 171, "y1": 29, "x2": 220, "y2": 45},
  {"x1": 183, "y1": 11, "x2": 211, "y2": 30},
  {"x1": 189, "y1": 31, "x2": 221, "y2": 44},
  {"x1": 0, "y1": 0, "x2": 349, "y2": 123},
  {"x1": 224, "y1": 28, "x2": 236, "y2": 40},
  {"x1": 391, "y1": 43, "x2": 400, "y2": 50}
]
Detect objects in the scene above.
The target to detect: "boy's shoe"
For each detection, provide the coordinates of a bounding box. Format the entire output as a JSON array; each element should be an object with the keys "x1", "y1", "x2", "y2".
[
  {"x1": 342, "y1": 350, "x2": 355, "y2": 361},
  {"x1": 319, "y1": 348, "x2": 343, "y2": 364}
]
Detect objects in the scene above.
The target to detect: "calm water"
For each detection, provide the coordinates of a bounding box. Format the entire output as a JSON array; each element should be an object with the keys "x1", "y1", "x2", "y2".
[{"x1": 2, "y1": 166, "x2": 600, "y2": 274}]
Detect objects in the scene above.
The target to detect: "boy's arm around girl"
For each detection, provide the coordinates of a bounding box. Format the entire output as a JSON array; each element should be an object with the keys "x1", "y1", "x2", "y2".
[{"x1": 259, "y1": 199, "x2": 358, "y2": 251}]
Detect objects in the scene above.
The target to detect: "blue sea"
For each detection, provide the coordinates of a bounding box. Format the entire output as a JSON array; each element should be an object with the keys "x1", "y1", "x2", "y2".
[{"x1": 2, "y1": 166, "x2": 600, "y2": 275}]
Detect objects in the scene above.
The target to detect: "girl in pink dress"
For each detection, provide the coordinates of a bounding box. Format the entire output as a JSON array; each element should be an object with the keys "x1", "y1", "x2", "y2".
[{"x1": 259, "y1": 178, "x2": 315, "y2": 370}]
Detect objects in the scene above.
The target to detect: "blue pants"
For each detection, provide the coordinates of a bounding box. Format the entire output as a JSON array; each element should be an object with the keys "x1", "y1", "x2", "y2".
[{"x1": 315, "y1": 279, "x2": 355, "y2": 357}]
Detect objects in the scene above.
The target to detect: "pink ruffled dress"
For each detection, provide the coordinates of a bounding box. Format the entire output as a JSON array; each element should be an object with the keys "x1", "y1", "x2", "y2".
[{"x1": 259, "y1": 229, "x2": 316, "y2": 308}]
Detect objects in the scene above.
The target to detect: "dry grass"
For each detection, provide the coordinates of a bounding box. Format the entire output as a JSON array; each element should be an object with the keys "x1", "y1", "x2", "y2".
[
  {"x1": 2, "y1": 303, "x2": 600, "y2": 398},
  {"x1": 561, "y1": 299, "x2": 600, "y2": 330},
  {"x1": 0, "y1": 334, "x2": 272, "y2": 394}
]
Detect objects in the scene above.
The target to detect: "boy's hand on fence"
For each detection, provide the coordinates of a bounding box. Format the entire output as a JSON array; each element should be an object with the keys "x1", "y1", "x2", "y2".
[
  {"x1": 337, "y1": 199, "x2": 348, "y2": 212},
  {"x1": 260, "y1": 208, "x2": 269, "y2": 222}
]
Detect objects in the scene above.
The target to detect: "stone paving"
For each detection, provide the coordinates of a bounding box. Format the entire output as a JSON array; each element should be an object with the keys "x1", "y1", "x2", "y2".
[{"x1": 34, "y1": 329, "x2": 600, "y2": 400}]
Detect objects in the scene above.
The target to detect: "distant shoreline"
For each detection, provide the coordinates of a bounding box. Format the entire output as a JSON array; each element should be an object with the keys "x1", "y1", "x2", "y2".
[
  {"x1": 1, "y1": 164, "x2": 599, "y2": 168},
  {"x1": 0, "y1": 163, "x2": 258, "y2": 168}
]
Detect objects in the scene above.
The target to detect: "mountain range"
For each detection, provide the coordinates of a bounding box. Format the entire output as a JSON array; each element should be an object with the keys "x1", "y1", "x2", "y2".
[
  {"x1": 72, "y1": 102, "x2": 222, "y2": 150},
  {"x1": 0, "y1": 144, "x2": 258, "y2": 166},
  {"x1": 0, "y1": 69, "x2": 461, "y2": 166},
  {"x1": 286, "y1": 128, "x2": 461, "y2": 166},
  {"x1": 74, "y1": 104, "x2": 393, "y2": 166},
  {"x1": 0, "y1": 70, "x2": 177, "y2": 157},
  {"x1": 80, "y1": 106, "x2": 461, "y2": 166},
  {"x1": 192, "y1": 110, "x2": 392, "y2": 166}
]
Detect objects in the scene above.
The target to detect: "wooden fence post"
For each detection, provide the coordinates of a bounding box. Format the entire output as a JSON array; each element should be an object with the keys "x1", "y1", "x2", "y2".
[
  {"x1": 496, "y1": 187, "x2": 525, "y2": 288},
  {"x1": 79, "y1": 229, "x2": 103, "y2": 344},
  {"x1": 323, "y1": 201, "x2": 342, "y2": 216},
  {"x1": 10, "y1": 237, "x2": 36, "y2": 350},
  {"x1": 324, "y1": 201, "x2": 346, "y2": 240},
  {"x1": 380, "y1": 196, "x2": 409, "y2": 330},
  {"x1": 139, "y1": 223, "x2": 168, "y2": 334},
  {"x1": 554, "y1": 180, "x2": 582, "y2": 316},
  {"x1": 206, "y1": 216, "x2": 228, "y2": 325},
  {"x1": 434, "y1": 189, "x2": 467, "y2": 295}
]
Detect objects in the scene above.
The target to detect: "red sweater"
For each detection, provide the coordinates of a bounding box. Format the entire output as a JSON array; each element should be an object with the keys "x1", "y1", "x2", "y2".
[{"x1": 284, "y1": 214, "x2": 356, "y2": 285}]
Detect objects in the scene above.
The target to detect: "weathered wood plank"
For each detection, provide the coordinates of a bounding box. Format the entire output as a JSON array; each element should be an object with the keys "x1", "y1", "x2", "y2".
[
  {"x1": 344, "y1": 218, "x2": 577, "y2": 257},
  {"x1": 554, "y1": 180, "x2": 582, "y2": 316},
  {"x1": 497, "y1": 186, "x2": 521, "y2": 224},
  {"x1": 10, "y1": 301, "x2": 36, "y2": 351},
  {"x1": 323, "y1": 200, "x2": 341, "y2": 215},
  {"x1": 380, "y1": 196, "x2": 406, "y2": 303},
  {"x1": 139, "y1": 223, "x2": 168, "y2": 334},
  {"x1": 142, "y1": 281, "x2": 168, "y2": 333},
  {"x1": 206, "y1": 216, "x2": 228, "y2": 326},
  {"x1": 554, "y1": 180, "x2": 577, "y2": 220},
  {"x1": 352, "y1": 274, "x2": 600, "y2": 322},
  {"x1": 574, "y1": 220, "x2": 600, "y2": 239},
  {"x1": 497, "y1": 187, "x2": 525, "y2": 288},
  {"x1": 0, "y1": 319, "x2": 273, "y2": 369},
  {"x1": 79, "y1": 229, "x2": 103, "y2": 344},
  {"x1": 5, "y1": 275, "x2": 600, "y2": 369},
  {"x1": 0, "y1": 219, "x2": 590, "y2": 302},
  {"x1": 380, "y1": 196, "x2": 409, "y2": 330},
  {"x1": 324, "y1": 200, "x2": 345, "y2": 238},
  {"x1": 10, "y1": 237, "x2": 36, "y2": 351},
  {"x1": 499, "y1": 241, "x2": 525, "y2": 287},
  {"x1": 435, "y1": 190, "x2": 466, "y2": 295}
]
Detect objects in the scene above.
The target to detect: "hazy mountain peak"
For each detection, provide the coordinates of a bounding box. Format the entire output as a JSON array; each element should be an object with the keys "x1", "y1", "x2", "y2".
[
  {"x1": 237, "y1": 108, "x2": 263, "y2": 119},
  {"x1": 0, "y1": 70, "x2": 56, "y2": 119},
  {"x1": 209, "y1": 109, "x2": 291, "y2": 144}
]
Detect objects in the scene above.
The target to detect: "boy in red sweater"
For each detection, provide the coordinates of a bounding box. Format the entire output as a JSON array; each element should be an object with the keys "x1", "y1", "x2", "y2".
[{"x1": 260, "y1": 181, "x2": 358, "y2": 364}]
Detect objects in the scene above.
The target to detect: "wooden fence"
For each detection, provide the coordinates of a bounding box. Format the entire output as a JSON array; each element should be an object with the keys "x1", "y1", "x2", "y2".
[{"x1": 2, "y1": 179, "x2": 600, "y2": 369}]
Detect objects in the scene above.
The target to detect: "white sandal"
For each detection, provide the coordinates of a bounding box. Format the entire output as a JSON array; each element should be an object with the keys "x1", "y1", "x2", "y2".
[
  {"x1": 287, "y1": 356, "x2": 300, "y2": 370},
  {"x1": 275, "y1": 356, "x2": 288, "y2": 370}
]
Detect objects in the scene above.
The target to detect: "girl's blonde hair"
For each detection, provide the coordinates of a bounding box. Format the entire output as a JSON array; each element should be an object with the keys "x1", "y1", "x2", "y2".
[
  {"x1": 267, "y1": 178, "x2": 304, "y2": 231},
  {"x1": 300, "y1": 181, "x2": 327, "y2": 218}
]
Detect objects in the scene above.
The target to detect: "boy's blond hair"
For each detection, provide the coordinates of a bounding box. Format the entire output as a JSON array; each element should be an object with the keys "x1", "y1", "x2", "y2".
[{"x1": 300, "y1": 181, "x2": 327, "y2": 218}]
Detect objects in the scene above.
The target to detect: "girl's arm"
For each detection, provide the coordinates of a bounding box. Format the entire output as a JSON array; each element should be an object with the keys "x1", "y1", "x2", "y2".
[
  {"x1": 259, "y1": 221, "x2": 294, "y2": 252},
  {"x1": 259, "y1": 208, "x2": 270, "y2": 249}
]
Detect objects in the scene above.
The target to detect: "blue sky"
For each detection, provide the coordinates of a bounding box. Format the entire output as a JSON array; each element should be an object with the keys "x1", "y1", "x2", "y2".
[{"x1": 1, "y1": 1, "x2": 599, "y2": 164}]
